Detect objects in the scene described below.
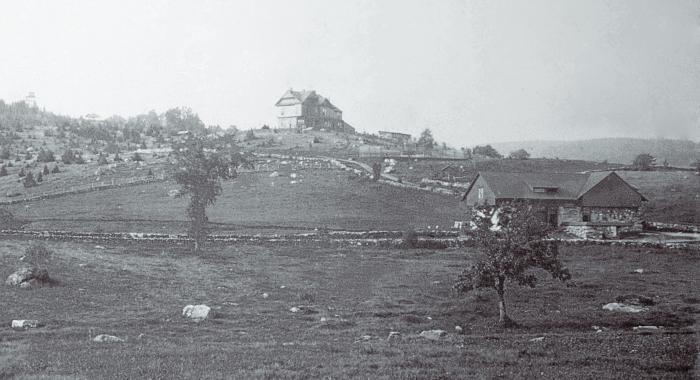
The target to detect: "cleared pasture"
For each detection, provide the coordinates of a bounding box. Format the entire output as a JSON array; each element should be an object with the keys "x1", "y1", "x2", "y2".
[
  {"x1": 8, "y1": 170, "x2": 465, "y2": 233},
  {"x1": 0, "y1": 241, "x2": 697, "y2": 379}
]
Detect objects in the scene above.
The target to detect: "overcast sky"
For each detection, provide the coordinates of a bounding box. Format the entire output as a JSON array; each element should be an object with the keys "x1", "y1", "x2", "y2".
[{"x1": 1, "y1": 0, "x2": 698, "y2": 145}]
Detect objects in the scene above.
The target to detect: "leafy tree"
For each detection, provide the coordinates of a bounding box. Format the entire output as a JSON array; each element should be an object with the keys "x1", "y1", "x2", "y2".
[
  {"x1": 164, "y1": 107, "x2": 206, "y2": 135},
  {"x1": 23, "y1": 171, "x2": 37, "y2": 187},
  {"x1": 171, "y1": 134, "x2": 247, "y2": 253},
  {"x1": 417, "y1": 128, "x2": 435, "y2": 150},
  {"x1": 455, "y1": 202, "x2": 570, "y2": 326},
  {"x1": 508, "y1": 149, "x2": 530, "y2": 160},
  {"x1": 473, "y1": 144, "x2": 502, "y2": 159},
  {"x1": 51, "y1": 164, "x2": 60, "y2": 174},
  {"x1": 632, "y1": 153, "x2": 655, "y2": 171}
]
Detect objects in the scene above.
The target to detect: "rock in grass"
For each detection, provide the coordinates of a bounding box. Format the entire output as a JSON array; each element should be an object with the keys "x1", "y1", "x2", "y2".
[
  {"x1": 182, "y1": 304, "x2": 211, "y2": 322},
  {"x1": 6, "y1": 266, "x2": 49, "y2": 288},
  {"x1": 93, "y1": 334, "x2": 125, "y2": 343},
  {"x1": 419, "y1": 330, "x2": 447, "y2": 340},
  {"x1": 11, "y1": 320, "x2": 40, "y2": 329},
  {"x1": 633, "y1": 325, "x2": 661, "y2": 334},
  {"x1": 387, "y1": 331, "x2": 401, "y2": 340},
  {"x1": 602, "y1": 302, "x2": 645, "y2": 313}
]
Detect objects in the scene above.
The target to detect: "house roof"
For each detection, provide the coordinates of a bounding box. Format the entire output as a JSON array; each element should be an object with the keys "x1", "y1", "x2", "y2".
[
  {"x1": 275, "y1": 89, "x2": 342, "y2": 112},
  {"x1": 462, "y1": 171, "x2": 646, "y2": 202}
]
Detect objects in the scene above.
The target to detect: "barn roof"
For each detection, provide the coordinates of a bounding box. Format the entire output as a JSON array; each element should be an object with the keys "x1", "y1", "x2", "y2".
[{"x1": 462, "y1": 171, "x2": 646, "y2": 202}]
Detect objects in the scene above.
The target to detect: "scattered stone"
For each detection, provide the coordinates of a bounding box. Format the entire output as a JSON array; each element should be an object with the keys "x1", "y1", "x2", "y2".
[
  {"x1": 320, "y1": 317, "x2": 327, "y2": 322},
  {"x1": 289, "y1": 307, "x2": 300, "y2": 313},
  {"x1": 454, "y1": 326, "x2": 463, "y2": 334},
  {"x1": 262, "y1": 293, "x2": 269, "y2": 299},
  {"x1": 360, "y1": 335, "x2": 372, "y2": 341},
  {"x1": 387, "y1": 331, "x2": 401, "y2": 340},
  {"x1": 167, "y1": 189, "x2": 181, "y2": 197},
  {"x1": 633, "y1": 325, "x2": 661, "y2": 334},
  {"x1": 280, "y1": 285, "x2": 286, "y2": 289},
  {"x1": 290, "y1": 173, "x2": 297, "y2": 179},
  {"x1": 269, "y1": 171, "x2": 279, "y2": 177},
  {"x1": 602, "y1": 302, "x2": 645, "y2": 313},
  {"x1": 182, "y1": 304, "x2": 211, "y2": 322},
  {"x1": 419, "y1": 330, "x2": 447, "y2": 340},
  {"x1": 11, "y1": 320, "x2": 39, "y2": 329},
  {"x1": 95, "y1": 245, "x2": 105, "y2": 249},
  {"x1": 529, "y1": 337, "x2": 545, "y2": 342},
  {"x1": 6, "y1": 266, "x2": 50, "y2": 288},
  {"x1": 632, "y1": 268, "x2": 644, "y2": 274},
  {"x1": 93, "y1": 334, "x2": 125, "y2": 343}
]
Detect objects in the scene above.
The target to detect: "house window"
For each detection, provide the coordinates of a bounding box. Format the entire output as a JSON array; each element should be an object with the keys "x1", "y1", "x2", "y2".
[{"x1": 477, "y1": 187, "x2": 484, "y2": 200}]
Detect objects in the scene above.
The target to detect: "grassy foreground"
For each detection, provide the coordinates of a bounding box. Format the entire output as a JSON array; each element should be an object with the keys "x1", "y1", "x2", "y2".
[{"x1": 1, "y1": 241, "x2": 697, "y2": 379}]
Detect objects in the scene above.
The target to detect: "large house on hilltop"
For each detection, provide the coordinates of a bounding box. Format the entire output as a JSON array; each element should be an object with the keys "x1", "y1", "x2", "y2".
[
  {"x1": 275, "y1": 89, "x2": 354, "y2": 133},
  {"x1": 462, "y1": 171, "x2": 647, "y2": 239}
]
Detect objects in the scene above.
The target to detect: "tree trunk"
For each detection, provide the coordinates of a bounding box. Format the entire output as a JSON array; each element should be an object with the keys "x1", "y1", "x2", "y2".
[{"x1": 496, "y1": 277, "x2": 514, "y2": 327}]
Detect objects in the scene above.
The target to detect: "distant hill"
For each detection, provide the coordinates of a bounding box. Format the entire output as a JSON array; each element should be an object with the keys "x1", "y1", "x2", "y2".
[{"x1": 491, "y1": 138, "x2": 699, "y2": 167}]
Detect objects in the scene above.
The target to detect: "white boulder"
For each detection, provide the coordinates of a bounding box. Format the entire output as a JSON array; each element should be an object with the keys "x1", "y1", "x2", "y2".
[
  {"x1": 182, "y1": 304, "x2": 211, "y2": 322},
  {"x1": 93, "y1": 334, "x2": 125, "y2": 343},
  {"x1": 11, "y1": 320, "x2": 39, "y2": 329},
  {"x1": 419, "y1": 330, "x2": 447, "y2": 340}
]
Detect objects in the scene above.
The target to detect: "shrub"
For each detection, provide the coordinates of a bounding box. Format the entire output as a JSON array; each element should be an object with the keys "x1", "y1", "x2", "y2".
[
  {"x1": 97, "y1": 154, "x2": 108, "y2": 165},
  {"x1": 0, "y1": 209, "x2": 20, "y2": 229},
  {"x1": 245, "y1": 129, "x2": 256, "y2": 141},
  {"x1": 23, "y1": 171, "x2": 37, "y2": 187},
  {"x1": 24, "y1": 243, "x2": 53, "y2": 267},
  {"x1": 113, "y1": 153, "x2": 123, "y2": 162},
  {"x1": 37, "y1": 148, "x2": 55, "y2": 162},
  {"x1": 74, "y1": 154, "x2": 85, "y2": 164},
  {"x1": 0, "y1": 147, "x2": 10, "y2": 159},
  {"x1": 61, "y1": 150, "x2": 73, "y2": 164},
  {"x1": 18, "y1": 168, "x2": 25, "y2": 177},
  {"x1": 0, "y1": 166, "x2": 6, "y2": 177},
  {"x1": 36, "y1": 172, "x2": 43, "y2": 183},
  {"x1": 131, "y1": 152, "x2": 143, "y2": 162}
]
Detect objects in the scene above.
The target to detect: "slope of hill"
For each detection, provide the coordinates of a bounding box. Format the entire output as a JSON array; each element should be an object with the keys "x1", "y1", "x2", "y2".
[{"x1": 491, "y1": 138, "x2": 699, "y2": 166}]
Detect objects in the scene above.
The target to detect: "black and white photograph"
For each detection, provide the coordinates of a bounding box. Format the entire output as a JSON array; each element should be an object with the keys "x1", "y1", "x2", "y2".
[{"x1": 0, "y1": 1, "x2": 698, "y2": 378}]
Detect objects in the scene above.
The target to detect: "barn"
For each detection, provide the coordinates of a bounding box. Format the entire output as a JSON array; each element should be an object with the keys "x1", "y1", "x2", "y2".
[{"x1": 461, "y1": 171, "x2": 647, "y2": 239}]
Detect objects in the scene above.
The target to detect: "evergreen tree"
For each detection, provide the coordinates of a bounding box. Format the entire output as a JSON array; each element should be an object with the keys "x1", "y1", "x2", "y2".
[
  {"x1": 42, "y1": 165, "x2": 49, "y2": 175},
  {"x1": 0, "y1": 166, "x2": 7, "y2": 177},
  {"x1": 23, "y1": 171, "x2": 37, "y2": 187},
  {"x1": 51, "y1": 165, "x2": 60, "y2": 174}
]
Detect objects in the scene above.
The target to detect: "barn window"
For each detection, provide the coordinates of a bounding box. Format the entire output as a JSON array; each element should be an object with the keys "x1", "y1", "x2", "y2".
[
  {"x1": 478, "y1": 187, "x2": 484, "y2": 200},
  {"x1": 582, "y1": 208, "x2": 591, "y2": 222}
]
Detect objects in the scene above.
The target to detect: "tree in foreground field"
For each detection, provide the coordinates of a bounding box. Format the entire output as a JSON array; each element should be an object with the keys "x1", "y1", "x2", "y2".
[
  {"x1": 455, "y1": 202, "x2": 570, "y2": 326},
  {"x1": 171, "y1": 134, "x2": 247, "y2": 253}
]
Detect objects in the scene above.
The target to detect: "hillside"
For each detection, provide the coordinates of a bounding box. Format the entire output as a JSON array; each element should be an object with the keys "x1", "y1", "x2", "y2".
[{"x1": 491, "y1": 138, "x2": 699, "y2": 167}]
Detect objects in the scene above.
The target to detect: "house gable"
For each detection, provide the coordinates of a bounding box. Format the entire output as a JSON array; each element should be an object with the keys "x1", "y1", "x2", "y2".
[
  {"x1": 579, "y1": 172, "x2": 646, "y2": 208},
  {"x1": 462, "y1": 174, "x2": 497, "y2": 206}
]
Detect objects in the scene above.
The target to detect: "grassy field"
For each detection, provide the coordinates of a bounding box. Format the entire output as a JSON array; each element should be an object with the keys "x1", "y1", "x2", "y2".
[
  {"x1": 0, "y1": 241, "x2": 697, "y2": 379},
  {"x1": 7, "y1": 170, "x2": 465, "y2": 233}
]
